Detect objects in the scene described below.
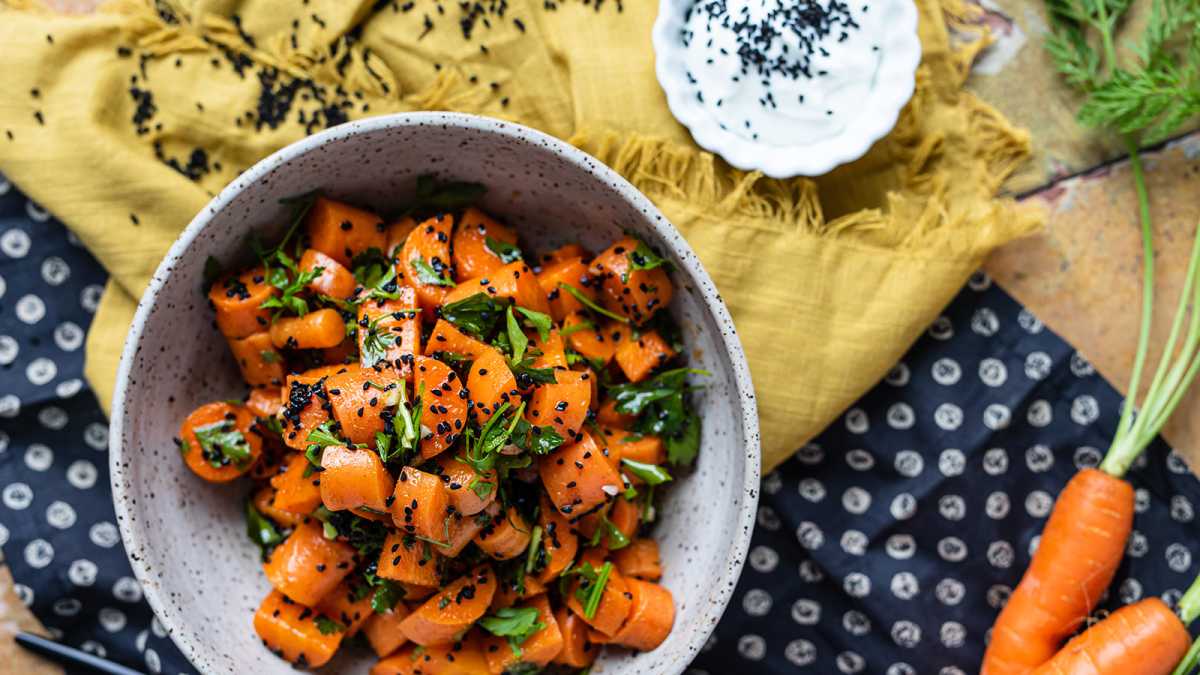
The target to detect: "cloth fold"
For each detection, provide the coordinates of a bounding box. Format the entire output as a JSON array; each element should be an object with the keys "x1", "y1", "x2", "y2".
[{"x1": 0, "y1": 0, "x2": 1040, "y2": 470}]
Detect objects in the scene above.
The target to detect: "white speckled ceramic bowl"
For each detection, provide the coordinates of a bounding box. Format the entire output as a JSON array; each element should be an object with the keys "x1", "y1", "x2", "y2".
[
  {"x1": 110, "y1": 113, "x2": 760, "y2": 674},
  {"x1": 652, "y1": 0, "x2": 921, "y2": 178}
]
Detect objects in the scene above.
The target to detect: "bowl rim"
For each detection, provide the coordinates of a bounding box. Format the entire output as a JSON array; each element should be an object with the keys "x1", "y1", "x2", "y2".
[
  {"x1": 109, "y1": 111, "x2": 762, "y2": 674},
  {"x1": 650, "y1": 0, "x2": 922, "y2": 178}
]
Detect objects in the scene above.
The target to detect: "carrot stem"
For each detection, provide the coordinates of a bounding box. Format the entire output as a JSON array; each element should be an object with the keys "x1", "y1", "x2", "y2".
[
  {"x1": 1104, "y1": 144, "x2": 1159, "y2": 475},
  {"x1": 1178, "y1": 569, "x2": 1200, "y2": 626}
]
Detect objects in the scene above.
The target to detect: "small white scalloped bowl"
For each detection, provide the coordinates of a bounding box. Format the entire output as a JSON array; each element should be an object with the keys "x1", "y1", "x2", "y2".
[
  {"x1": 109, "y1": 112, "x2": 760, "y2": 675},
  {"x1": 652, "y1": 0, "x2": 921, "y2": 178}
]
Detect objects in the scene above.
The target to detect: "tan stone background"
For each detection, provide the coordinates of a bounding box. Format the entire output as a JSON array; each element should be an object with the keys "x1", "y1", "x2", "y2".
[{"x1": 5, "y1": 0, "x2": 1200, "y2": 670}]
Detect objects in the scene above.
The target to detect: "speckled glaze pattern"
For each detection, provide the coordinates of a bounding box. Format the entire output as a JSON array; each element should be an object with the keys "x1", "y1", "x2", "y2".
[{"x1": 109, "y1": 113, "x2": 761, "y2": 675}]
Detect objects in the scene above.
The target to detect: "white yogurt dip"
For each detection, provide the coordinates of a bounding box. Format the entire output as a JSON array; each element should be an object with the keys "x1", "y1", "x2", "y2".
[{"x1": 680, "y1": 0, "x2": 885, "y2": 146}]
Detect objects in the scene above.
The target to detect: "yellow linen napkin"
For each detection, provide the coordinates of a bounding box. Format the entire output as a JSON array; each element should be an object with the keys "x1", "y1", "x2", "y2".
[{"x1": 0, "y1": 0, "x2": 1039, "y2": 471}]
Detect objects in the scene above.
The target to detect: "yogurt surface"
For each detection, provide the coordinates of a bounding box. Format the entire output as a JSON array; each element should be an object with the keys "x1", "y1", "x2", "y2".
[{"x1": 680, "y1": 0, "x2": 885, "y2": 146}]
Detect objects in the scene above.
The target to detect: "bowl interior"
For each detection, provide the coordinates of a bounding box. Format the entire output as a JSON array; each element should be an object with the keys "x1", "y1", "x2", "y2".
[{"x1": 111, "y1": 114, "x2": 759, "y2": 674}]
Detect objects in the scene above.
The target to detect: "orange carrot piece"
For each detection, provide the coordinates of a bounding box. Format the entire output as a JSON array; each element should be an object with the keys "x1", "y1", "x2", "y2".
[
  {"x1": 531, "y1": 329, "x2": 568, "y2": 369},
  {"x1": 467, "y1": 347, "x2": 519, "y2": 424},
  {"x1": 179, "y1": 401, "x2": 263, "y2": 483},
  {"x1": 435, "y1": 454, "x2": 497, "y2": 517},
  {"x1": 363, "y1": 604, "x2": 412, "y2": 658},
  {"x1": 596, "y1": 399, "x2": 637, "y2": 430},
  {"x1": 490, "y1": 574, "x2": 547, "y2": 611},
  {"x1": 371, "y1": 634, "x2": 490, "y2": 675},
  {"x1": 441, "y1": 261, "x2": 551, "y2": 315},
  {"x1": 319, "y1": 445, "x2": 395, "y2": 513},
  {"x1": 280, "y1": 371, "x2": 335, "y2": 450},
  {"x1": 983, "y1": 468, "x2": 1135, "y2": 674},
  {"x1": 390, "y1": 466, "x2": 451, "y2": 542},
  {"x1": 601, "y1": 427, "x2": 666, "y2": 466},
  {"x1": 377, "y1": 530, "x2": 441, "y2": 587},
  {"x1": 270, "y1": 454, "x2": 323, "y2": 516},
  {"x1": 425, "y1": 319, "x2": 491, "y2": 359},
  {"x1": 1030, "y1": 597, "x2": 1190, "y2": 675},
  {"x1": 400, "y1": 583, "x2": 438, "y2": 602},
  {"x1": 538, "y1": 257, "x2": 594, "y2": 322},
  {"x1": 438, "y1": 506, "x2": 492, "y2": 558},
  {"x1": 254, "y1": 486, "x2": 307, "y2": 528},
  {"x1": 608, "y1": 495, "x2": 639, "y2": 542},
  {"x1": 474, "y1": 505, "x2": 532, "y2": 560},
  {"x1": 400, "y1": 565, "x2": 497, "y2": 646},
  {"x1": 481, "y1": 595, "x2": 563, "y2": 674},
  {"x1": 452, "y1": 207, "x2": 519, "y2": 281},
  {"x1": 399, "y1": 214, "x2": 454, "y2": 313},
  {"x1": 305, "y1": 196, "x2": 386, "y2": 267},
  {"x1": 608, "y1": 578, "x2": 675, "y2": 651},
  {"x1": 385, "y1": 216, "x2": 418, "y2": 257},
  {"x1": 246, "y1": 386, "x2": 284, "y2": 418},
  {"x1": 358, "y1": 286, "x2": 422, "y2": 380},
  {"x1": 254, "y1": 590, "x2": 342, "y2": 668},
  {"x1": 228, "y1": 332, "x2": 285, "y2": 387},
  {"x1": 526, "y1": 369, "x2": 591, "y2": 442},
  {"x1": 316, "y1": 579, "x2": 374, "y2": 636},
  {"x1": 563, "y1": 313, "x2": 629, "y2": 366},
  {"x1": 540, "y1": 244, "x2": 588, "y2": 265},
  {"x1": 588, "y1": 237, "x2": 673, "y2": 325},
  {"x1": 299, "y1": 248, "x2": 358, "y2": 300},
  {"x1": 566, "y1": 563, "x2": 632, "y2": 637},
  {"x1": 262, "y1": 520, "x2": 356, "y2": 606},
  {"x1": 537, "y1": 493, "x2": 578, "y2": 582},
  {"x1": 325, "y1": 365, "x2": 391, "y2": 446},
  {"x1": 613, "y1": 539, "x2": 662, "y2": 581},
  {"x1": 539, "y1": 431, "x2": 621, "y2": 518},
  {"x1": 552, "y1": 605, "x2": 596, "y2": 668},
  {"x1": 209, "y1": 265, "x2": 276, "y2": 338},
  {"x1": 614, "y1": 329, "x2": 676, "y2": 383},
  {"x1": 269, "y1": 308, "x2": 347, "y2": 350},
  {"x1": 415, "y1": 355, "x2": 468, "y2": 459},
  {"x1": 322, "y1": 336, "x2": 358, "y2": 365}
]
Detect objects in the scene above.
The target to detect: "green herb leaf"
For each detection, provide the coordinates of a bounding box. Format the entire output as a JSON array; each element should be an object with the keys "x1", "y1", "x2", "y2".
[
  {"x1": 568, "y1": 561, "x2": 613, "y2": 620},
  {"x1": 370, "y1": 580, "x2": 403, "y2": 614},
  {"x1": 524, "y1": 526, "x2": 544, "y2": 575},
  {"x1": 515, "y1": 307, "x2": 553, "y2": 342},
  {"x1": 315, "y1": 616, "x2": 346, "y2": 635},
  {"x1": 440, "y1": 292, "x2": 506, "y2": 340},
  {"x1": 510, "y1": 361, "x2": 558, "y2": 386},
  {"x1": 486, "y1": 236, "x2": 524, "y2": 264},
  {"x1": 260, "y1": 350, "x2": 280, "y2": 364},
  {"x1": 665, "y1": 411, "x2": 701, "y2": 466},
  {"x1": 603, "y1": 517, "x2": 631, "y2": 550},
  {"x1": 354, "y1": 249, "x2": 402, "y2": 302},
  {"x1": 360, "y1": 313, "x2": 400, "y2": 369},
  {"x1": 193, "y1": 420, "x2": 253, "y2": 468},
  {"x1": 479, "y1": 606, "x2": 545, "y2": 657},
  {"x1": 621, "y1": 458, "x2": 673, "y2": 485},
  {"x1": 558, "y1": 283, "x2": 628, "y2": 323},
  {"x1": 624, "y1": 240, "x2": 672, "y2": 283},
  {"x1": 506, "y1": 306, "x2": 529, "y2": 364},
  {"x1": 559, "y1": 318, "x2": 594, "y2": 338},
  {"x1": 244, "y1": 500, "x2": 283, "y2": 558},
  {"x1": 412, "y1": 257, "x2": 456, "y2": 287},
  {"x1": 511, "y1": 418, "x2": 564, "y2": 455},
  {"x1": 460, "y1": 402, "x2": 526, "y2": 477}
]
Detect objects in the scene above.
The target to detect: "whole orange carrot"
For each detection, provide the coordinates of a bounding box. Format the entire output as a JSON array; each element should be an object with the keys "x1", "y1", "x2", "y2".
[
  {"x1": 984, "y1": 469, "x2": 1134, "y2": 673},
  {"x1": 1031, "y1": 597, "x2": 1192, "y2": 675}
]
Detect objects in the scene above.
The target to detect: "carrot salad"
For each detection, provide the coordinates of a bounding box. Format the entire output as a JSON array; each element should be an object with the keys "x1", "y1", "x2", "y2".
[{"x1": 177, "y1": 178, "x2": 704, "y2": 672}]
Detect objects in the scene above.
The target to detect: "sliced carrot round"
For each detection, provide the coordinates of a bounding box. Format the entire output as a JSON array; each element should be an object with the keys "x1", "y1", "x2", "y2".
[
  {"x1": 269, "y1": 308, "x2": 346, "y2": 350},
  {"x1": 399, "y1": 214, "x2": 454, "y2": 313},
  {"x1": 262, "y1": 520, "x2": 356, "y2": 607},
  {"x1": 319, "y1": 445, "x2": 395, "y2": 513},
  {"x1": 466, "y1": 347, "x2": 519, "y2": 424},
  {"x1": 208, "y1": 265, "x2": 275, "y2": 339},
  {"x1": 526, "y1": 369, "x2": 591, "y2": 442},
  {"x1": 452, "y1": 207, "x2": 519, "y2": 281},
  {"x1": 473, "y1": 505, "x2": 532, "y2": 560},
  {"x1": 299, "y1": 248, "x2": 358, "y2": 299}
]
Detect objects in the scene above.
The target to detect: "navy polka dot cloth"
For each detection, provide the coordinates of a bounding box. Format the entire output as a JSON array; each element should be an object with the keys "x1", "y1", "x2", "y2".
[{"x1": 1, "y1": 176, "x2": 1198, "y2": 674}]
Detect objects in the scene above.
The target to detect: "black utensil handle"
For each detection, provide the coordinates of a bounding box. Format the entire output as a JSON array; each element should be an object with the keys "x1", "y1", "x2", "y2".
[{"x1": 15, "y1": 632, "x2": 146, "y2": 675}]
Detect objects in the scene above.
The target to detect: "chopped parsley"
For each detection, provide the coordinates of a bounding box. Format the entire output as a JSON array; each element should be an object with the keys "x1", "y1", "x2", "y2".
[
  {"x1": 621, "y1": 458, "x2": 673, "y2": 485},
  {"x1": 506, "y1": 306, "x2": 530, "y2": 363},
  {"x1": 314, "y1": 616, "x2": 346, "y2": 635},
  {"x1": 479, "y1": 606, "x2": 545, "y2": 657},
  {"x1": 623, "y1": 239, "x2": 672, "y2": 282},
  {"x1": 440, "y1": 292, "x2": 506, "y2": 340},
  {"x1": 244, "y1": 500, "x2": 283, "y2": 559},
  {"x1": 360, "y1": 313, "x2": 400, "y2": 369},
  {"x1": 259, "y1": 249, "x2": 323, "y2": 318},
  {"x1": 607, "y1": 367, "x2": 709, "y2": 466},
  {"x1": 514, "y1": 307, "x2": 553, "y2": 342},
  {"x1": 412, "y1": 257, "x2": 455, "y2": 287},
  {"x1": 193, "y1": 420, "x2": 252, "y2": 468},
  {"x1": 486, "y1": 236, "x2": 524, "y2": 263}
]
